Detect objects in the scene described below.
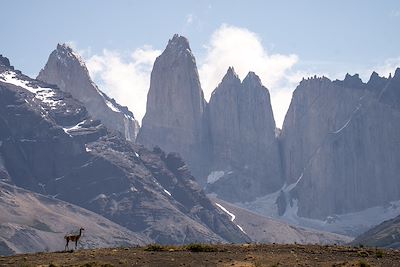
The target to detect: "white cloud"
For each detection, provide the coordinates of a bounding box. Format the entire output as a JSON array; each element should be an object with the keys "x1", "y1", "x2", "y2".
[
  {"x1": 199, "y1": 24, "x2": 299, "y2": 127},
  {"x1": 85, "y1": 46, "x2": 161, "y2": 125},
  {"x1": 390, "y1": 10, "x2": 400, "y2": 17},
  {"x1": 369, "y1": 57, "x2": 400, "y2": 78},
  {"x1": 186, "y1": 14, "x2": 194, "y2": 24}
]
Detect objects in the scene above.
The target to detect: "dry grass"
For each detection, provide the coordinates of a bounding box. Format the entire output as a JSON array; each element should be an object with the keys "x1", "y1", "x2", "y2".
[{"x1": 1, "y1": 244, "x2": 399, "y2": 267}]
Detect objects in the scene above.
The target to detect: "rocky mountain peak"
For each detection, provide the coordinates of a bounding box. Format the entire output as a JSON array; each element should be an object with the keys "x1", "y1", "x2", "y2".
[
  {"x1": 368, "y1": 71, "x2": 380, "y2": 81},
  {"x1": 243, "y1": 71, "x2": 262, "y2": 87},
  {"x1": 165, "y1": 34, "x2": 192, "y2": 57},
  {"x1": 220, "y1": 67, "x2": 240, "y2": 85},
  {"x1": 344, "y1": 73, "x2": 361, "y2": 82},
  {"x1": 37, "y1": 44, "x2": 139, "y2": 141},
  {"x1": 394, "y1": 67, "x2": 400, "y2": 79},
  {"x1": 52, "y1": 43, "x2": 86, "y2": 70},
  {"x1": 56, "y1": 43, "x2": 72, "y2": 52},
  {"x1": 366, "y1": 71, "x2": 388, "y2": 93},
  {"x1": 207, "y1": 68, "x2": 282, "y2": 202},
  {"x1": 0, "y1": 55, "x2": 12, "y2": 68},
  {"x1": 378, "y1": 67, "x2": 400, "y2": 109},
  {"x1": 137, "y1": 34, "x2": 207, "y2": 182},
  {"x1": 334, "y1": 73, "x2": 365, "y2": 89}
]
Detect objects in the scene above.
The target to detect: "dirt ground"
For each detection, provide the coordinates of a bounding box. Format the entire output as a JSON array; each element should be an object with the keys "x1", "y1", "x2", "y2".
[{"x1": 1, "y1": 244, "x2": 399, "y2": 267}]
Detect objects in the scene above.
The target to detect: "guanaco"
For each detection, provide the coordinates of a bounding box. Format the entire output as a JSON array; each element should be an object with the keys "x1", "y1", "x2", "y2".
[{"x1": 64, "y1": 227, "x2": 84, "y2": 250}]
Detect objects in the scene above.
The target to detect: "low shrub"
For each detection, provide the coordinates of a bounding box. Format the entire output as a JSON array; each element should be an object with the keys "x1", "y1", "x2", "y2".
[
  {"x1": 144, "y1": 244, "x2": 166, "y2": 252},
  {"x1": 358, "y1": 259, "x2": 370, "y2": 267},
  {"x1": 185, "y1": 244, "x2": 218, "y2": 252},
  {"x1": 375, "y1": 250, "x2": 384, "y2": 258}
]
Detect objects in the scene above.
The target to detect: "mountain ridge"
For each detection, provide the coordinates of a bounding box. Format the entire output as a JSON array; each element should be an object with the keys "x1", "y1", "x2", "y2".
[{"x1": 0, "y1": 56, "x2": 250, "y2": 253}]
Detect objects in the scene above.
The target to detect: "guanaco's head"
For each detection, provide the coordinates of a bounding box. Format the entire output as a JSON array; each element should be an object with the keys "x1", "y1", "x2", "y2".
[{"x1": 80, "y1": 227, "x2": 85, "y2": 231}]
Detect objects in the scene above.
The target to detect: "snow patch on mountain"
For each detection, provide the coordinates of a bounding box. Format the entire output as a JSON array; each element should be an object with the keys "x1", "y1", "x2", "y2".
[
  {"x1": 123, "y1": 116, "x2": 132, "y2": 141},
  {"x1": 0, "y1": 71, "x2": 62, "y2": 109},
  {"x1": 207, "y1": 171, "x2": 225, "y2": 184},
  {"x1": 62, "y1": 120, "x2": 86, "y2": 135},
  {"x1": 163, "y1": 189, "x2": 172, "y2": 196},
  {"x1": 237, "y1": 189, "x2": 400, "y2": 237},
  {"x1": 331, "y1": 103, "x2": 362, "y2": 134},
  {"x1": 216, "y1": 203, "x2": 235, "y2": 221},
  {"x1": 215, "y1": 203, "x2": 246, "y2": 234},
  {"x1": 104, "y1": 98, "x2": 120, "y2": 112}
]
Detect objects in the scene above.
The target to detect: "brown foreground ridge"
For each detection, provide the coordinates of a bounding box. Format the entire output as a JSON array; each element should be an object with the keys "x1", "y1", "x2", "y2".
[{"x1": 1, "y1": 244, "x2": 399, "y2": 267}]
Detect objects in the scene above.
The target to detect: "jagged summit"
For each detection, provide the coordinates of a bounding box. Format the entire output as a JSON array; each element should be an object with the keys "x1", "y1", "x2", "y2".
[
  {"x1": 243, "y1": 71, "x2": 262, "y2": 87},
  {"x1": 221, "y1": 66, "x2": 240, "y2": 84},
  {"x1": 379, "y1": 67, "x2": 400, "y2": 109},
  {"x1": 57, "y1": 42, "x2": 72, "y2": 51},
  {"x1": 165, "y1": 34, "x2": 193, "y2": 59},
  {"x1": 213, "y1": 69, "x2": 267, "y2": 97},
  {"x1": 369, "y1": 71, "x2": 380, "y2": 81},
  {"x1": 50, "y1": 43, "x2": 87, "y2": 69},
  {"x1": 210, "y1": 67, "x2": 241, "y2": 98},
  {"x1": 343, "y1": 73, "x2": 363, "y2": 84},
  {"x1": 394, "y1": 67, "x2": 400, "y2": 78},
  {"x1": 168, "y1": 34, "x2": 190, "y2": 49},
  {"x1": 334, "y1": 73, "x2": 365, "y2": 89},
  {"x1": 226, "y1": 66, "x2": 236, "y2": 75},
  {"x1": 296, "y1": 76, "x2": 331, "y2": 91},
  {"x1": 0, "y1": 55, "x2": 12, "y2": 69},
  {"x1": 366, "y1": 71, "x2": 389, "y2": 93}
]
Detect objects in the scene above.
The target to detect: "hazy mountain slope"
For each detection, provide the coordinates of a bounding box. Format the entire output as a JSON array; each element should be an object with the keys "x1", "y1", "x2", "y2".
[
  {"x1": 351, "y1": 214, "x2": 400, "y2": 248},
  {"x1": 0, "y1": 182, "x2": 149, "y2": 256},
  {"x1": 209, "y1": 196, "x2": 352, "y2": 245}
]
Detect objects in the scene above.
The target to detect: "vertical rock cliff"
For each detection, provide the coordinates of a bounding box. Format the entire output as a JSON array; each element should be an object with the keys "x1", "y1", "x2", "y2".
[
  {"x1": 137, "y1": 34, "x2": 208, "y2": 181},
  {"x1": 37, "y1": 44, "x2": 139, "y2": 141},
  {"x1": 280, "y1": 73, "x2": 400, "y2": 219},
  {"x1": 206, "y1": 68, "x2": 283, "y2": 202}
]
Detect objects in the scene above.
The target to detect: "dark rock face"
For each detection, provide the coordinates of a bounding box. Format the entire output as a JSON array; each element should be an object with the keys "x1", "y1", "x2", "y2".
[
  {"x1": 0, "y1": 64, "x2": 250, "y2": 244},
  {"x1": 0, "y1": 55, "x2": 12, "y2": 69},
  {"x1": 366, "y1": 71, "x2": 389, "y2": 93},
  {"x1": 37, "y1": 44, "x2": 139, "y2": 141},
  {"x1": 333, "y1": 73, "x2": 365, "y2": 90},
  {"x1": 137, "y1": 35, "x2": 209, "y2": 182},
  {"x1": 379, "y1": 68, "x2": 400, "y2": 110},
  {"x1": 280, "y1": 75, "x2": 400, "y2": 219},
  {"x1": 205, "y1": 68, "x2": 283, "y2": 202}
]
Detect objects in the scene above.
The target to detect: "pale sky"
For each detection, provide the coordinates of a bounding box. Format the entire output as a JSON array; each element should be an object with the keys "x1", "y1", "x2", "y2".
[{"x1": 2, "y1": 0, "x2": 400, "y2": 127}]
